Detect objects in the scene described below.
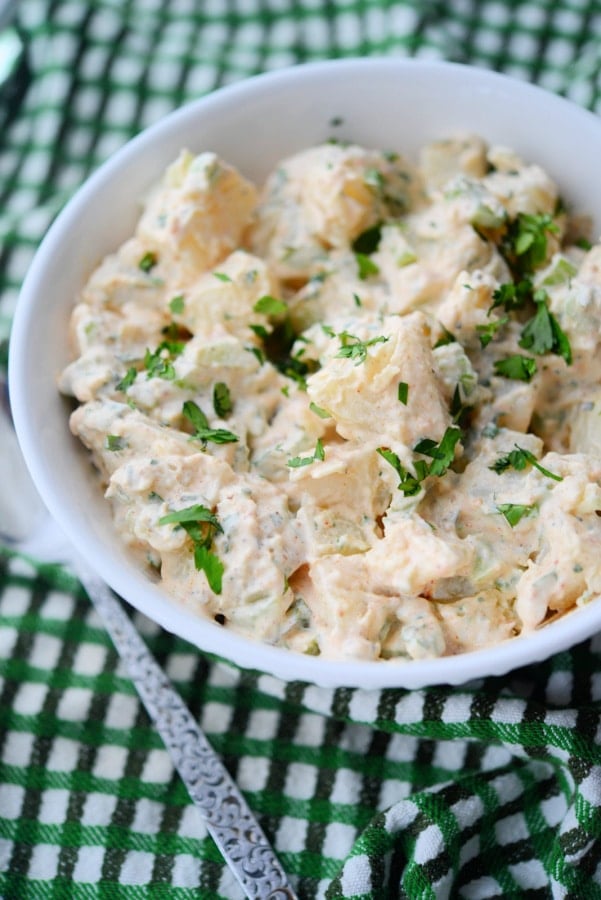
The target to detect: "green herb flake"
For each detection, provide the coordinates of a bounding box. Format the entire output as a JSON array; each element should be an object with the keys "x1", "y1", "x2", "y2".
[
  {"x1": 489, "y1": 279, "x2": 532, "y2": 313},
  {"x1": 355, "y1": 252, "x2": 380, "y2": 280},
  {"x1": 502, "y1": 213, "x2": 559, "y2": 275},
  {"x1": 159, "y1": 503, "x2": 223, "y2": 593},
  {"x1": 116, "y1": 367, "x2": 137, "y2": 392},
  {"x1": 144, "y1": 339, "x2": 185, "y2": 380},
  {"x1": 250, "y1": 323, "x2": 269, "y2": 339},
  {"x1": 519, "y1": 295, "x2": 572, "y2": 365},
  {"x1": 496, "y1": 503, "x2": 537, "y2": 527},
  {"x1": 364, "y1": 168, "x2": 385, "y2": 192},
  {"x1": 183, "y1": 400, "x2": 239, "y2": 445},
  {"x1": 352, "y1": 224, "x2": 382, "y2": 255},
  {"x1": 476, "y1": 316, "x2": 508, "y2": 348},
  {"x1": 335, "y1": 331, "x2": 389, "y2": 365},
  {"x1": 433, "y1": 324, "x2": 457, "y2": 348},
  {"x1": 542, "y1": 257, "x2": 577, "y2": 286},
  {"x1": 253, "y1": 295, "x2": 288, "y2": 316},
  {"x1": 105, "y1": 434, "x2": 127, "y2": 451},
  {"x1": 489, "y1": 444, "x2": 562, "y2": 482},
  {"x1": 169, "y1": 294, "x2": 185, "y2": 314},
  {"x1": 213, "y1": 382, "x2": 232, "y2": 418},
  {"x1": 398, "y1": 382, "x2": 409, "y2": 405},
  {"x1": 213, "y1": 271, "x2": 232, "y2": 282},
  {"x1": 287, "y1": 439, "x2": 326, "y2": 468},
  {"x1": 414, "y1": 426, "x2": 462, "y2": 477},
  {"x1": 377, "y1": 447, "x2": 422, "y2": 497},
  {"x1": 309, "y1": 402, "x2": 331, "y2": 419},
  {"x1": 193, "y1": 545, "x2": 224, "y2": 594},
  {"x1": 494, "y1": 354, "x2": 538, "y2": 382},
  {"x1": 139, "y1": 251, "x2": 158, "y2": 273},
  {"x1": 247, "y1": 346, "x2": 266, "y2": 366},
  {"x1": 397, "y1": 250, "x2": 418, "y2": 267}
]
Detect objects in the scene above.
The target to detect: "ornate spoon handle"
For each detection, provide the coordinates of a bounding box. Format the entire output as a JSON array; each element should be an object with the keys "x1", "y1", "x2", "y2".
[{"x1": 77, "y1": 564, "x2": 298, "y2": 900}]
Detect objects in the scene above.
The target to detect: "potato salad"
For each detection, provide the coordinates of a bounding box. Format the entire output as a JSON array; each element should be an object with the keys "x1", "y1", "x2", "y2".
[{"x1": 59, "y1": 135, "x2": 601, "y2": 662}]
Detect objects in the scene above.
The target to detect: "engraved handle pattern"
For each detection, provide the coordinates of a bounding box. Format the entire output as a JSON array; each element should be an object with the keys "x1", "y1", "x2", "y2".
[{"x1": 77, "y1": 566, "x2": 298, "y2": 900}]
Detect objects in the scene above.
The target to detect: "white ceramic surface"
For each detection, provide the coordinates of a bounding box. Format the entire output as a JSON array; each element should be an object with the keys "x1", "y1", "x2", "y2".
[{"x1": 9, "y1": 58, "x2": 601, "y2": 689}]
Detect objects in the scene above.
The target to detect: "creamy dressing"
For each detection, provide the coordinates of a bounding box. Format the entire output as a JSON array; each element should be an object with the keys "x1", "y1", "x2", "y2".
[{"x1": 59, "y1": 136, "x2": 601, "y2": 662}]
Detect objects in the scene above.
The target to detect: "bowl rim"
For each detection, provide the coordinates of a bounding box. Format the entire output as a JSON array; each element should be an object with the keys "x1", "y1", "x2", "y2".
[{"x1": 9, "y1": 56, "x2": 601, "y2": 690}]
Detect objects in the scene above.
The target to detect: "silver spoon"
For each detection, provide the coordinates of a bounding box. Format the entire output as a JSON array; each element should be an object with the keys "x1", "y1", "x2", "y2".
[{"x1": 0, "y1": 365, "x2": 298, "y2": 900}]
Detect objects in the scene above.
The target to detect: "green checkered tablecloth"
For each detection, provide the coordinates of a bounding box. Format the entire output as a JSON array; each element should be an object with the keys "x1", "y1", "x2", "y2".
[{"x1": 2, "y1": 2, "x2": 601, "y2": 898}]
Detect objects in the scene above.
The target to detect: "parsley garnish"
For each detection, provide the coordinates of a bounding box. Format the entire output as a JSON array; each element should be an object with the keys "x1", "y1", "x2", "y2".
[
  {"x1": 116, "y1": 367, "x2": 137, "y2": 392},
  {"x1": 247, "y1": 346, "x2": 266, "y2": 366},
  {"x1": 287, "y1": 438, "x2": 325, "y2": 468},
  {"x1": 398, "y1": 382, "x2": 409, "y2": 405},
  {"x1": 105, "y1": 435, "x2": 127, "y2": 451},
  {"x1": 309, "y1": 402, "x2": 331, "y2": 419},
  {"x1": 518, "y1": 292, "x2": 572, "y2": 364},
  {"x1": 433, "y1": 324, "x2": 457, "y2": 348},
  {"x1": 490, "y1": 444, "x2": 562, "y2": 482},
  {"x1": 169, "y1": 294, "x2": 185, "y2": 314},
  {"x1": 489, "y1": 279, "x2": 531, "y2": 313},
  {"x1": 496, "y1": 503, "x2": 537, "y2": 527},
  {"x1": 253, "y1": 295, "x2": 288, "y2": 316},
  {"x1": 182, "y1": 400, "x2": 239, "y2": 445},
  {"x1": 335, "y1": 331, "x2": 389, "y2": 365},
  {"x1": 414, "y1": 426, "x2": 463, "y2": 477},
  {"x1": 494, "y1": 354, "x2": 537, "y2": 382},
  {"x1": 355, "y1": 253, "x2": 380, "y2": 280},
  {"x1": 213, "y1": 382, "x2": 232, "y2": 418},
  {"x1": 378, "y1": 426, "x2": 463, "y2": 496},
  {"x1": 377, "y1": 448, "x2": 423, "y2": 497},
  {"x1": 501, "y1": 213, "x2": 559, "y2": 276},
  {"x1": 213, "y1": 271, "x2": 232, "y2": 282},
  {"x1": 139, "y1": 251, "x2": 158, "y2": 273},
  {"x1": 476, "y1": 316, "x2": 508, "y2": 348},
  {"x1": 144, "y1": 339, "x2": 185, "y2": 380},
  {"x1": 352, "y1": 224, "x2": 382, "y2": 255},
  {"x1": 158, "y1": 504, "x2": 223, "y2": 593}
]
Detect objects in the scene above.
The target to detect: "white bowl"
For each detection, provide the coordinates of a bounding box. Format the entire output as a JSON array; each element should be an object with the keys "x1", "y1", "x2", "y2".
[{"x1": 9, "y1": 58, "x2": 601, "y2": 689}]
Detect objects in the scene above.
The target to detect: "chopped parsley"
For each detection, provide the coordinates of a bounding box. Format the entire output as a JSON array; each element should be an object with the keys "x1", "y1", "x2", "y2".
[
  {"x1": 490, "y1": 444, "x2": 562, "y2": 482},
  {"x1": 414, "y1": 426, "x2": 463, "y2": 477},
  {"x1": 253, "y1": 295, "x2": 288, "y2": 316},
  {"x1": 169, "y1": 294, "x2": 185, "y2": 314},
  {"x1": 501, "y1": 212, "x2": 559, "y2": 276},
  {"x1": 493, "y1": 354, "x2": 537, "y2": 382},
  {"x1": 287, "y1": 438, "x2": 325, "y2": 468},
  {"x1": 518, "y1": 292, "x2": 572, "y2": 364},
  {"x1": 158, "y1": 504, "x2": 223, "y2": 593},
  {"x1": 476, "y1": 316, "x2": 508, "y2": 348},
  {"x1": 116, "y1": 367, "x2": 137, "y2": 392},
  {"x1": 489, "y1": 279, "x2": 531, "y2": 313},
  {"x1": 213, "y1": 382, "x2": 232, "y2": 418},
  {"x1": 496, "y1": 503, "x2": 538, "y2": 527},
  {"x1": 213, "y1": 271, "x2": 232, "y2": 282},
  {"x1": 378, "y1": 426, "x2": 463, "y2": 496},
  {"x1": 335, "y1": 331, "x2": 389, "y2": 365},
  {"x1": 182, "y1": 400, "x2": 239, "y2": 445},
  {"x1": 397, "y1": 250, "x2": 417, "y2": 267},
  {"x1": 144, "y1": 339, "x2": 185, "y2": 380},
  {"x1": 352, "y1": 223, "x2": 382, "y2": 255},
  {"x1": 433, "y1": 324, "x2": 457, "y2": 348},
  {"x1": 377, "y1": 448, "x2": 423, "y2": 497},
  {"x1": 398, "y1": 381, "x2": 409, "y2": 405},
  {"x1": 309, "y1": 402, "x2": 331, "y2": 419},
  {"x1": 355, "y1": 252, "x2": 380, "y2": 280},
  {"x1": 139, "y1": 251, "x2": 158, "y2": 273},
  {"x1": 105, "y1": 434, "x2": 127, "y2": 451}
]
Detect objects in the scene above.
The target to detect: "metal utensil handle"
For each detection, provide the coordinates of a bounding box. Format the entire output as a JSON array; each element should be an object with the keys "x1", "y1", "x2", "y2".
[{"x1": 77, "y1": 565, "x2": 298, "y2": 900}]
